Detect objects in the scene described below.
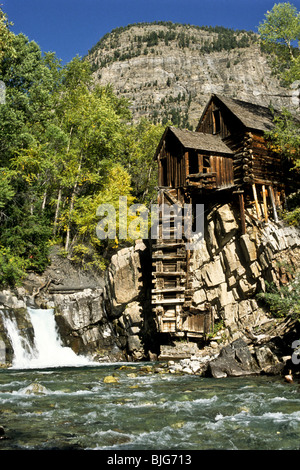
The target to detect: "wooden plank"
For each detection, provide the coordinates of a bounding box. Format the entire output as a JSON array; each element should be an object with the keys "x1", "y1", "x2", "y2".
[
  {"x1": 152, "y1": 242, "x2": 185, "y2": 249},
  {"x1": 252, "y1": 183, "x2": 262, "y2": 220},
  {"x1": 152, "y1": 271, "x2": 186, "y2": 276},
  {"x1": 152, "y1": 298, "x2": 185, "y2": 304},
  {"x1": 152, "y1": 287, "x2": 185, "y2": 293},
  {"x1": 239, "y1": 192, "x2": 246, "y2": 235},
  {"x1": 184, "y1": 151, "x2": 189, "y2": 181},
  {"x1": 187, "y1": 172, "x2": 217, "y2": 178},
  {"x1": 152, "y1": 254, "x2": 186, "y2": 260},
  {"x1": 262, "y1": 184, "x2": 268, "y2": 222},
  {"x1": 268, "y1": 185, "x2": 279, "y2": 223}
]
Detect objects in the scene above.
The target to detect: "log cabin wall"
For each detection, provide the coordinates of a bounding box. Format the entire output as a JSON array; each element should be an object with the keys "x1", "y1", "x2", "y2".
[{"x1": 245, "y1": 132, "x2": 282, "y2": 185}]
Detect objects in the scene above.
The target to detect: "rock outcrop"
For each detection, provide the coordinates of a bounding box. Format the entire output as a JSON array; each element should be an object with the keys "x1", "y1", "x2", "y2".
[
  {"x1": 103, "y1": 239, "x2": 157, "y2": 361},
  {"x1": 52, "y1": 288, "x2": 125, "y2": 362},
  {"x1": 166, "y1": 331, "x2": 297, "y2": 378},
  {"x1": 189, "y1": 201, "x2": 300, "y2": 344}
]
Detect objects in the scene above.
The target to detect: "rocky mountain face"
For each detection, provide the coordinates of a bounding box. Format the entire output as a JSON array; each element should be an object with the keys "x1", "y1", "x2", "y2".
[{"x1": 87, "y1": 22, "x2": 293, "y2": 128}]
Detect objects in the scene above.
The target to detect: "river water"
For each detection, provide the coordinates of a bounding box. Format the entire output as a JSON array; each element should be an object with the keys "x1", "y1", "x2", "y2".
[
  {"x1": 0, "y1": 308, "x2": 300, "y2": 451},
  {"x1": 0, "y1": 365, "x2": 300, "y2": 451}
]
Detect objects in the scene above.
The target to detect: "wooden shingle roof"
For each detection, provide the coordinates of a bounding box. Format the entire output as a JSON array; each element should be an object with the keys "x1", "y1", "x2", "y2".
[
  {"x1": 216, "y1": 95, "x2": 276, "y2": 132},
  {"x1": 198, "y1": 94, "x2": 276, "y2": 133},
  {"x1": 155, "y1": 126, "x2": 233, "y2": 158}
]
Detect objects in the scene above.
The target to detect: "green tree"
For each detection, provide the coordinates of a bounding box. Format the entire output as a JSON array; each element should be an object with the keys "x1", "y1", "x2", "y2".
[
  {"x1": 0, "y1": 8, "x2": 166, "y2": 285},
  {"x1": 0, "y1": 9, "x2": 15, "y2": 63},
  {"x1": 118, "y1": 119, "x2": 165, "y2": 205},
  {"x1": 0, "y1": 18, "x2": 62, "y2": 277},
  {"x1": 258, "y1": 4, "x2": 300, "y2": 224},
  {"x1": 258, "y1": 2, "x2": 300, "y2": 84}
]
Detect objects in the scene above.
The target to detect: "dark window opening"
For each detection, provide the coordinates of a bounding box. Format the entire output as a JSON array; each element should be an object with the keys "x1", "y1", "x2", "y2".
[
  {"x1": 161, "y1": 158, "x2": 168, "y2": 186},
  {"x1": 189, "y1": 151, "x2": 199, "y2": 175}
]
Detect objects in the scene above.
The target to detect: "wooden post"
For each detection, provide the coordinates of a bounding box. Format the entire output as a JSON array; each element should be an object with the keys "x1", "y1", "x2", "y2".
[
  {"x1": 262, "y1": 184, "x2": 268, "y2": 222},
  {"x1": 239, "y1": 192, "x2": 246, "y2": 235},
  {"x1": 252, "y1": 184, "x2": 261, "y2": 220},
  {"x1": 167, "y1": 152, "x2": 171, "y2": 187},
  {"x1": 158, "y1": 157, "x2": 162, "y2": 186},
  {"x1": 268, "y1": 185, "x2": 279, "y2": 223},
  {"x1": 184, "y1": 151, "x2": 189, "y2": 180}
]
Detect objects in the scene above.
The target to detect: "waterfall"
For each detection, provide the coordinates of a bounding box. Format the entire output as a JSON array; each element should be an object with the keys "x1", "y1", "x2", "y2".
[
  {"x1": 0, "y1": 312, "x2": 35, "y2": 369},
  {"x1": 1, "y1": 308, "x2": 93, "y2": 369}
]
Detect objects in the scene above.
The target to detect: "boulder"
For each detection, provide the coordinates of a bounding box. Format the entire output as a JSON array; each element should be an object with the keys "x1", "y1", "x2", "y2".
[
  {"x1": 22, "y1": 382, "x2": 49, "y2": 395},
  {"x1": 127, "y1": 335, "x2": 144, "y2": 361},
  {"x1": 105, "y1": 240, "x2": 147, "y2": 318},
  {"x1": 103, "y1": 375, "x2": 119, "y2": 384},
  {"x1": 240, "y1": 233, "x2": 257, "y2": 263},
  {"x1": 223, "y1": 240, "x2": 246, "y2": 277},
  {"x1": 215, "y1": 204, "x2": 238, "y2": 244},
  {"x1": 208, "y1": 338, "x2": 260, "y2": 378},
  {"x1": 255, "y1": 346, "x2": 279, "y2": 370}
]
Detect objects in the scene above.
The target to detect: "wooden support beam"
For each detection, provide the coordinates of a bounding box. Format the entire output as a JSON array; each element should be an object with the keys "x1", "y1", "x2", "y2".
[
  {"x1": 262, "y1": 184, "x2": 268, "y2": 223},
  {"x1": 152, "y1": 298, "x2": 185, "y2": 305},
  {"x1": 238, "y1": 192, "x2": 246, "y2": 235},
  {"x1": 252, "y1": 184, "x2": 261, "y2": 220},
  {"x1": 184, "y1": 151, "x2": 189, "y2": 180},
  {"x1": 268, "y1": 185, "x2": 279, "y2": 223}
]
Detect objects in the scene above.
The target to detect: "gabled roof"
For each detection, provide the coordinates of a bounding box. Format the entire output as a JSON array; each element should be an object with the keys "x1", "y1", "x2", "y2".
[
  {"x1": 155, "y1": 126, "x2": 233, "y2": 158},
  {"x1": 197, "y1": 94, "x2": 276, "y2": 133}
]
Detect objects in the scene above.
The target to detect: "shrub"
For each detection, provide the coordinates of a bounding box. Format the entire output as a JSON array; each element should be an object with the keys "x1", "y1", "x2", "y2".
[
  {"x1": 0, "y1": 247, "x2": 28, "y2": 287},
  {"x1": 257, "y1": 276, "x2": 300, "y2": 319}
]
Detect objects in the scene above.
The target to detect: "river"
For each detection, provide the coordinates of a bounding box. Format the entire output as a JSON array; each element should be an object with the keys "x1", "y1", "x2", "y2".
[
  {"x1": 0, "y1": 308, "x2": 299, "y2": 451},
  {"x1": 0, "y1": 365, "x2": 300, "y2": 450}
]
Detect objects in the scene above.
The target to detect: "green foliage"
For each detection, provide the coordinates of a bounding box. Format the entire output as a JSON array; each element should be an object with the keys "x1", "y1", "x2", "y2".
[
  {"x1": 257, "y1": 276, "x2": 300, "y2": 318},
  {"x1": 0, "y1": 168, "x2": 15, "y2": 209},
  {"x1": 283, "y1": 207, "x2": 300, "y2": 226},
  {"x1": 207, "y1": 319, "x2": 225, "y2": 340},
  {"x1": 258, "y1": 2, "x2": 300, "y2": 85},
  {"x1": 117, "y1": 119, "x2": 165, "y2": 205},
  {"x1": 66, "y1": 164, "x2": 135, "y2": 269},
  {"x1": 281, "y1": 192, "x2": 300, "y2": 226},
  {"x1": 0, "y1": 8, "x2": 166, "y2": 284},
  {"x1": 258, "y1": 4, "x2": 300, "y2": 229},
  {"x1": 265, "y1": 108, "x2": 300, "y2": 165},
  {"x1": 0, "y1": 246, "x2": 28, "y2": 287},
  {"x1": 0, "y1": 9, "x2": 15, "y2": 62}
]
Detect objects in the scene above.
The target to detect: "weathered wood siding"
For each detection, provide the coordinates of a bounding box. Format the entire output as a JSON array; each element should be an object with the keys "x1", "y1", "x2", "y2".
[{"x1": 209, "y1": 155, "x2": 234, "y2": 188}]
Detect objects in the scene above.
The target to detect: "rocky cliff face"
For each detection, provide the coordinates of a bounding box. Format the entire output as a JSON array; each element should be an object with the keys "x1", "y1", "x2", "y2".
[
  {"x1": 88, "y1": 23, "x2": 294, "y2": 128},
  {"x1": 190, "y1": 202, "x2": 300, "y2": 341}
]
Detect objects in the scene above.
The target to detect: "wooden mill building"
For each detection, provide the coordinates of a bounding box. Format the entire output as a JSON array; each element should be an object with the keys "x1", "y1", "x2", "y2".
[{"x1": 152, "y1": 93, "x2": 293, "y2": 339}]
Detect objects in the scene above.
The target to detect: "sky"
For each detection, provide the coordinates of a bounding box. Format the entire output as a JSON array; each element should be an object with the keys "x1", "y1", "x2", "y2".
[{"x1": 2, "y1": 0, "x2": 300, "y2": 64}]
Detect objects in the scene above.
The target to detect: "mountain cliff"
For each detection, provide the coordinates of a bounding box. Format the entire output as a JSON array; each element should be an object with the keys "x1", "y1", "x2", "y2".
[{"x1": 87, "y1": 22, "x2": 293, "y2": 129}]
